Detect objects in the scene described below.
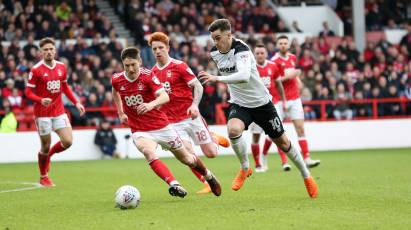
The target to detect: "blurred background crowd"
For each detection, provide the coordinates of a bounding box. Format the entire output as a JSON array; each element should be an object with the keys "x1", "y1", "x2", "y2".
[{"x1": 0, "y1": 0, "x2": 410, "y2": 130}]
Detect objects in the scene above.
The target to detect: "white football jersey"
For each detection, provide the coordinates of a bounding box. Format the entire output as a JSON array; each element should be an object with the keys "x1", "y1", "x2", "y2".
[{"x1": 210, "y1": 38, "x2": 271, "y2": 108}]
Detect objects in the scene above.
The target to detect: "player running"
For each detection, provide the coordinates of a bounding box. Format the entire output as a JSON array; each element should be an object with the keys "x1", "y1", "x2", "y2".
[
  {"x1": 25, "y1": 37, "x2": 86, "y2": 187},
  {"x1": 148, "y1": 32, "x2": 229, "y2": 194},
  {"x1": 249, "y1": 44, "x2": 290, "y2": 172},
  {"x1": 111, "y1": 47, "x2": 221, "y2": 197},
  {"x1": 199, "y1": 19, "x2": 318, "y2": 198},
  {"x1": 271, "y1": 35, "x2": 320, "y2": 168}
]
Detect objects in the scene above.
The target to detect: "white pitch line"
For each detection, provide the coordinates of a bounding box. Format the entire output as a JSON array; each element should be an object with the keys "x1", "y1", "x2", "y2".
[{"x1": 0, "y1": 181, "x2": 43, "y2": 194}]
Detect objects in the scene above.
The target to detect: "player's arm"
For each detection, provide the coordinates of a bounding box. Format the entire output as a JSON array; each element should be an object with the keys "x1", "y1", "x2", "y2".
[
  {"x1": 275, "y1": 79, "x2": 287, "y2": 105},
  {"x1": 112, "y1": 87, "x2": 128, "y2": 124},
  {"x1": 62, "y1": 81, "x2": 85, "y2": 116},
  {"x1": 25, "y1": 69, "x2": 52, "y2": 106},
  {"x1": 199, "y1": 52, "x2": 252, "y2": 84},
  {"x1": 137, "y1": 90, "x2": 169, "y2": 115},
  {"x1": 281, "y1": 68, "x2": 301, "y2": 82},
  {"x1": 187, "y1": 79, "x2": 203, "y2": 119}
]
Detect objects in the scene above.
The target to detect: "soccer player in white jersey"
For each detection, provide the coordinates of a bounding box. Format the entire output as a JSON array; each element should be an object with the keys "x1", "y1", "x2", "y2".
[
  {"x1": 199, "y1": 19, "x2": 318, "y2": 198},
  {"x1": 271, "y1": 35, "x2": 320, "y2": 168}
]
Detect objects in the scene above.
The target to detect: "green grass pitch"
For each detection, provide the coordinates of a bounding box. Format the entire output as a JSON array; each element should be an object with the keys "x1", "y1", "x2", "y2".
[{"x1": 1, "y1": 148, "x2": 410, "y2": 230}]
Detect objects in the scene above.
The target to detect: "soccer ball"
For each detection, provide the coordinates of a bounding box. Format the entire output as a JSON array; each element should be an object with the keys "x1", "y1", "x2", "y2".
[{"x1": 115, "y1": 185, "x2": 141, "y2": 209}]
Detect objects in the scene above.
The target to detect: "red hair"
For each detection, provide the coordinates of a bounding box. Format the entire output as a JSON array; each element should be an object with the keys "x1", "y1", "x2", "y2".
[{"x1": 148, "y1": 32, "x2": 170, "y2": 47}]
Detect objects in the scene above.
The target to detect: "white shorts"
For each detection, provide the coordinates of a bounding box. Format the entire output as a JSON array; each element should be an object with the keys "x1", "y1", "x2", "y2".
[
  {"x1": 35, "y1": 113, "x2": 71, "y2": 136},
  {"x1": 171, "y1": 116, "x2": 213, "y2": 145},
  {"x1": 275, "y1": 98, "x2": 304, "y2": 121},
  {"x1": 131, "y1": 125, "x2": 183, "y2": 150},
  {"x1": 249, "y1": 122, "x2": 264, "y2": 134}
]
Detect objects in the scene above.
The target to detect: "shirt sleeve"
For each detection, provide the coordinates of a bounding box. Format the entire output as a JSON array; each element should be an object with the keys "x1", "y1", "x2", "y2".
[
  {"x1": 179, "y1": 63, "x2": 197, "y2": 85},
  {"x1": 217, "y1": 51, "x2": 252, "y2": 83},
  {"x1": 26, "y1": 68, "x2": 37, "y2": 88},
  {"x1": 272, "y1": 63, "x2": 281, "y2": 81},
  {"x1": 149, "y1": 72, "x2": 165, "y2": 95}
]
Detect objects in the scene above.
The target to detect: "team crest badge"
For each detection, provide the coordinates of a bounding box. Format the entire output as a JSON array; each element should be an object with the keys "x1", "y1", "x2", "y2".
[
  {"x1": 57, "y1": 69, "x2": 62, "y2": 77},
  {"x1": 138, "y1": 82, "x2": 144, "y2": 90},
  {"x1": 167, "y1": 70, "x2": 172, "y2": 78},
  {"x1": 268, "y1": 69, "x2": 272, "y2": 75},
  {"x1": 152, "y1": 76, "x2": 160, "y2": 85}
]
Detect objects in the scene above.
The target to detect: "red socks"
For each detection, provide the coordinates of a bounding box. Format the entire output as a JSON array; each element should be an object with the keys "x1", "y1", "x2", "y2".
[
  {"x1": 149, "y1": 159, "x2": 177, "y2": 185},
  {"x1": 38, "y1": 153, "x2": 48, "y2": 177},
  {"x1": 251, "y1": 144, "x2": 261, "y2": 167},
  {"x1": 277, "y1": 147, "x2": 288, "y2": 165},
  {"x1": 48, "y1": 141, "x2": 67, "y2": 158},
  {"x1": 262, "y1": 138, "x2": 272, "y2": 156},
  {"x1": 191, "y1": 167, "x2": 206, "y2": 183},
  {"x1": 298, "y1": 138, "x2": 309, "y2": 160}
]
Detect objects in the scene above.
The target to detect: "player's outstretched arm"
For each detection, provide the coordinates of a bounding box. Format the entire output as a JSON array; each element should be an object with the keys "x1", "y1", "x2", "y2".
[
  {"x1": 62, "y1": 82, "x2": 85, "y2": 116},
  {"x1": 137, "y1": 91, "x2": 169, "y2": 115},
  {"x1": 281, "y1": 68, "x2": 301, "y2": 82},
  {"x1": 199, "y1": 52, "x2": 252, "y2": 84},
  {"x1": 187, "y1": 80, "x2": 203, "y2": 119}
]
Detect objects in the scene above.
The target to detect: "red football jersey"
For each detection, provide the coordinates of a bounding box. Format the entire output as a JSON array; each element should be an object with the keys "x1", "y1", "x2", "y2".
[
  {"x1": 111, "y1": 68, "x2": 169, "y2": 132},
  {"x1": 151, "y1": 58, "x2": 197, "y2": 123},
  {"x1": 271, "y1": 53, "x2": 300, "y2": 100},
  {"x1": 27, "y1": 60, "x2": 67, "y2": 117},
  {"x1": 257, "y1": 60, "x2": 281, "y2": 103}
]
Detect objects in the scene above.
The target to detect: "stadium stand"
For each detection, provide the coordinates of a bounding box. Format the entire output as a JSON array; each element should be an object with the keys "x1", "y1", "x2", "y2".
[{"x1": 0, "y1": 0, "x2": 410, "y2": 130}]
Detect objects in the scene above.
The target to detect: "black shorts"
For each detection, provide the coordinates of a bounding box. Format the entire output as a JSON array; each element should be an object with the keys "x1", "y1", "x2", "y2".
[{"x1": 228, "y1": 102, "x2": 284, "y2": 139}]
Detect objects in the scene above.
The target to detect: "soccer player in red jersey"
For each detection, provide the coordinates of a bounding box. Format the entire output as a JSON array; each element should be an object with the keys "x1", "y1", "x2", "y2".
[
  {"x1": 249, "y1": 44, "x2": 290, "y2": 172},
  {"x1": 111, "y1": 47, "x2": 221, "y2": 197},
  {"x1": 271, "y1": 35, "x2": 320, "y2": 168},
  {"x1": 148, "y1": 32, "x2": 229, "y2": 194},
  {"x1": 25, "y1": 37, "x2": 85, "y2": 187}
]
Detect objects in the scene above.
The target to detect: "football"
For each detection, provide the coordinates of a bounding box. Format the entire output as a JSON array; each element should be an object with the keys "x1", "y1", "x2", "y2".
[{"x1": 114, "y1": 185, "x2": 141, "y2": 209}]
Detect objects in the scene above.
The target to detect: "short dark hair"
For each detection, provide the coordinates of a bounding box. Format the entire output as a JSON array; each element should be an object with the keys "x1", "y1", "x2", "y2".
[
  {"x1": 276, "y1": 35, "x2": 289, "y2": 43},
  {"x1": 208, "y1": 19, "x2": 231, "y2": 32},
  {"x1": 121, "y1": 47, "x2": 141, "y2": 61},
  {"x1": 39, "y1": 37, "x2": 55, "y2": 48},
  {"x1": 255, "y1": 43, "x2": 266, "y2": 49}
]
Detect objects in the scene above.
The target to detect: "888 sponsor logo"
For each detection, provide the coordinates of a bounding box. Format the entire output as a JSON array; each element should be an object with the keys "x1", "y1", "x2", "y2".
[
  {"x1": 47, "y1": 80, "x2": 61, "y2": 93},
  {"x1": 125, "y1": 95, "x2": 144, "y2": 106}
]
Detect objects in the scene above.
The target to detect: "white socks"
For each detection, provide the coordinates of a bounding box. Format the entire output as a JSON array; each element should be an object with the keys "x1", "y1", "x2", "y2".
[
  {"x1": 230, "y1": 135, "x2": 249, "y2": 170},
  {"x1": 285, "y1": 143, "x2": 310, "y2": 178}
]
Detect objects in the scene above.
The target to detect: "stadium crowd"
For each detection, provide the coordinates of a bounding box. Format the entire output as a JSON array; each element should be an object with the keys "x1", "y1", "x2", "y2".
[{"x1": 0, "y1": 0, "x2": 411, "y2": 130}]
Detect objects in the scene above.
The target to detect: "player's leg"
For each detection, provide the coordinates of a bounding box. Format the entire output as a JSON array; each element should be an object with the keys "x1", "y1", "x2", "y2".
[
  {"x1": 170, "y1": 146, "x2": 221, "y2": 196},
  {"x1": 46, "y1": 114, "x2": 73, "y2": 173},
  {"x1": 171, "y1": 119, "x2": 211, "y2": 194},
  {"x1": 181, "y1": 139, "x2": 211, "y2": 194},
  {"x1": 227, "y1": 104, "x2": 253, "y2": 191},
  {"x1": 271, "y1": 134, "x2": 318, "y2": 198},
  {"x1": 155, "y1": 125, "x2": 221, "y2": 196},
  {"x1": 133, "y1": 135, "x2": 187, "y2": 198},
  {"x1": 255, "y1": 102, "x2": 318, "y2": 198},
  {"x1": 38, "y1": 134, "x2": 54, "y2": 186},
  {"x1": 249, "y1": 123, "x2": 264, "y2": 172},
  {"x1": 274, "y1": 102, "x2": 290, "y2": 170},
  {"x1": 290, "y1": 99, "x2": 320, "y2": 168},
  {"x1": 35, "y1": 117, "x2": 54, "y2": 187}
]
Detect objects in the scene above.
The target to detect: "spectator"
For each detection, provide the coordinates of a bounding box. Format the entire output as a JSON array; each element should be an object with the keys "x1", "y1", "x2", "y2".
[
  {"x1": 0, "y1": 99, "x2": 17, "y2": 133},
  {"x1": 333, "y1": 83, "x2": 353, "y2": 120},
  {"x1": 94, "y1": 120, "x2": 120, "y2": 159},
  {"x1": 291, "y1": 20, "x2": 303, "y2": 33},
  {"x1": 301, "y1": 87, "x2": 316, "y2": 119},
  {"x1": 319, "y1": 21, "x2": 335, "y2": 37}
]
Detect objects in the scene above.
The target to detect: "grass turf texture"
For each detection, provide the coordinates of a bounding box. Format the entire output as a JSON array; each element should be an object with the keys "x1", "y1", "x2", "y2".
[{"x1": 1, "y1": 148, "x2": 410, "y2": 230}]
